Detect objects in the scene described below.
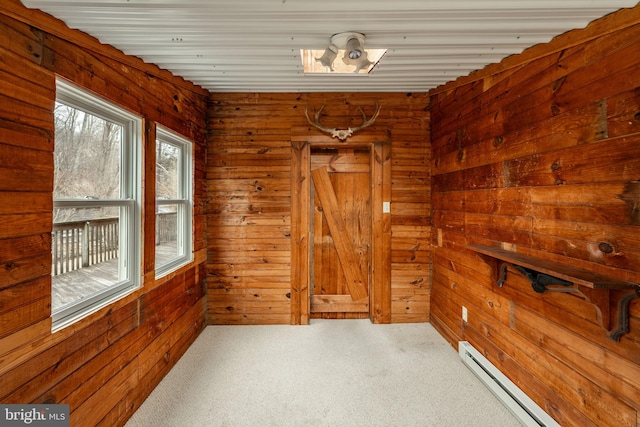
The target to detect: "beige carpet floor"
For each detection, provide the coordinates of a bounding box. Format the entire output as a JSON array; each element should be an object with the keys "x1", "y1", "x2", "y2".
[{"x1": 125, "y1": 320, "x2": 521, "y2": 427}]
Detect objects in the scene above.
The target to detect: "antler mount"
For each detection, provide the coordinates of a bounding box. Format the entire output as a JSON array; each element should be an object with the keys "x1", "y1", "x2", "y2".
[{"x1": 304, "y1": 104, "x2": 381, "y2": 141}]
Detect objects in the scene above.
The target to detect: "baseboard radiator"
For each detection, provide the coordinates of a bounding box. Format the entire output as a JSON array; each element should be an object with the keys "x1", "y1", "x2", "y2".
[{"x1": 458, "y1": 341, "x2": 560, "y2": 427}]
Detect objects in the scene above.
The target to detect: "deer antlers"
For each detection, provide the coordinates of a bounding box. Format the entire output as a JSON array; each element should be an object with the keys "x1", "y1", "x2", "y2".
[{"x1": 304, "y1": 104, "x2": 381, "y2": 141}]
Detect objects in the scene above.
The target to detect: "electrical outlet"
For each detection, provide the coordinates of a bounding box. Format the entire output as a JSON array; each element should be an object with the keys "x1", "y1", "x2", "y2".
[{"x1": 462, "y1": 306, "x2": 468, "y2": 322}]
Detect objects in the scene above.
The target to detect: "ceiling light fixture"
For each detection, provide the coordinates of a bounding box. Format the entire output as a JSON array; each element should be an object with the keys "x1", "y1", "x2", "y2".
[{"x1": 302, "y1": 32, "x2": 386, "y2": 75}]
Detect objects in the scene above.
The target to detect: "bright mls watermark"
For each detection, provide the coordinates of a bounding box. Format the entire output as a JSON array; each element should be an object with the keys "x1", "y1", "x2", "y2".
[{"x1": 1, "y1": 405, "x2": 69, "y2": 426}]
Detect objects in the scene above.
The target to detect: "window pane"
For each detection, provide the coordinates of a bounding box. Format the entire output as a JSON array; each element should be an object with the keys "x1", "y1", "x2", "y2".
[
  {"x1": 52, "y1": 79, "x2": 140, "y2": 330},
  {"x1": 156, "y1": 204, "x2": 180, "y2": 267},
  {"x1": 52, "y1": 207, "x2": 122, "y2": 311},
  {"x1": 156, "y1": 140, "x2": 180, "y2": 199},
  {"x1": 155, "y1": 128, "x2": 192, "y2": 278},
  {"x1": 54, "y1": 102, "x2": 121, "y2": 199}
]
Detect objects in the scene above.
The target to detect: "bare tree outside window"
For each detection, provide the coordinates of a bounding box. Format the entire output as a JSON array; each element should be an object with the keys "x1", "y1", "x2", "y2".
[
  {"x1": 53, "y1": 103, "x2": 122, "y2": 223},
  {"x1": 156, "y1": 140, "x2": 179, "y2": 199}
]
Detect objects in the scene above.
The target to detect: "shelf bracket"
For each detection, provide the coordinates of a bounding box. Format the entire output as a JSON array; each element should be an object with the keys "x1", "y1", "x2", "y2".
[
  {"x1": 576, "y1": 286, "x2": 640, "y2": 341},
  {"x1": 469, "y1": 245, "x2": 639, "y2": 342}
]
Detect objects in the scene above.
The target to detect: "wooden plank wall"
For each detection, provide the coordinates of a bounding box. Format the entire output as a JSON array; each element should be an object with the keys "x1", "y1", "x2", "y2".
[
  {"x1": 207, "y1": 93, "x2": 430, "y2": 324},
  {"x1": 429, "y1": 5, "x2": 640, "y2": 427},
  {"x1": 0, "y1": 1, "x2": 208, "y2": 426}
]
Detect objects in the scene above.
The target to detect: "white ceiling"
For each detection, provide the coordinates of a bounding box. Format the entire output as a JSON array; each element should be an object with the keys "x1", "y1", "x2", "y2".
[{"x1": 21, "y1": 0, "x2": 638, "y2": 93}]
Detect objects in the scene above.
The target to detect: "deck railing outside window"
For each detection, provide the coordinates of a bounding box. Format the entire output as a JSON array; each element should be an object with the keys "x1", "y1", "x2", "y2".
[
  {"x1": 52, "y1": 213, "x2": 176, "y2": 276},
  {"x1": 155, "y1": 212, "x2": 177, "y2": 245}
]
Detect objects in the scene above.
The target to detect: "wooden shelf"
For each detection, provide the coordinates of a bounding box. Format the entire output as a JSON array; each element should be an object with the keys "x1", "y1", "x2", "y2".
[{"x1": 467, "y1": 244, "x2": 639, "y2": 341}]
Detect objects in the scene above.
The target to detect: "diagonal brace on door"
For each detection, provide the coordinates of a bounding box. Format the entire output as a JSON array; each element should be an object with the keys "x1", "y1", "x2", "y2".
[{"x1": 311, "y1": 167, "x2": 368, "y2": 301}]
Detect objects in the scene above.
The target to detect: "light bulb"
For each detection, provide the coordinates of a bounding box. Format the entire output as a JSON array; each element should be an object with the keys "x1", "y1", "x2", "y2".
[{"x1": 348, "y1": 49, "x2": 362, "y2": 59}]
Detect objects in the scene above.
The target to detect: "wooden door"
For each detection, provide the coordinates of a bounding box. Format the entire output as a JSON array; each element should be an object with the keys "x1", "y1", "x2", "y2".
[
  {"x1": 290, "y1": 131, "x2": 391, "y2": 325},
  {"x1": 310, "y1": 147, "x2": 371, "y2": 318}
]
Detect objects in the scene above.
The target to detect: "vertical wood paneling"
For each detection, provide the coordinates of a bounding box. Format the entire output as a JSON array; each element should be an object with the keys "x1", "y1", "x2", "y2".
[
  {"x1": 371, "y1": 140, "x2": 392, "y2": 323},
  {"x1": 0, "y1": 2, "x2": 208, "y2": 426},
  {"x1": 206, "y1": 93, "x2": 430, "y2": 324},
  {"x1": 430, "y1": 5, "x2": 640, "y2": 426},
  {"x1": 290, "y1": 140, "x2": 310, "y2": 324}
]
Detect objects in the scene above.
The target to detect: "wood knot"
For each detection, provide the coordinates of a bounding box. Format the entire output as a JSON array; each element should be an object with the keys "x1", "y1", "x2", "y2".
[
  {"x1": 551, "y1": 160, "x2": 565, "y2": 184},
  {"x1": 598, "y1": 242, "x2": 614, "y2": 254},
  {"x1": 493, "y1": 136, "x2": 504, "y2": 147}
]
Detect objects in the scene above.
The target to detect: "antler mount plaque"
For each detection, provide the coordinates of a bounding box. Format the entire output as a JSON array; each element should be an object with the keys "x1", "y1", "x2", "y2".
[{"x1": 304, "y1": 104, "x2": 381, "y2": 141}]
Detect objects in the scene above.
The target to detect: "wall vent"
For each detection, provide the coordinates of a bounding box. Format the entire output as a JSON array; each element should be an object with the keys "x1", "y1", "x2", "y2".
[{"x1": 458, "y1": 341, "x2": 560, "y2": 427}]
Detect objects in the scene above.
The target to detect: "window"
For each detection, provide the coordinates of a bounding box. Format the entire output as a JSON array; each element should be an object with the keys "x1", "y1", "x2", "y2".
[
  {"x1": 52, "y1": 79, "x2": 141, "y2": 330},
  {"x1": 155, "y1": 127, "x2": 193, "y2": 277}
]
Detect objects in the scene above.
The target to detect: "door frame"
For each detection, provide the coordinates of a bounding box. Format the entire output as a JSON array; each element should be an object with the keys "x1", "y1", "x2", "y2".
[{"x1": 290, "y1": 128, "x2": 391, "y2": 325}]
